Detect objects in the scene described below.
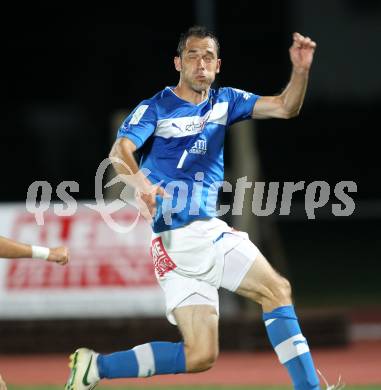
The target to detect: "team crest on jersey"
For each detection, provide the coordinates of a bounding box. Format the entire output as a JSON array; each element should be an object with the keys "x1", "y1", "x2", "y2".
[{"x1": 189, "y1": 139, "x2": 207, "y2": 155}]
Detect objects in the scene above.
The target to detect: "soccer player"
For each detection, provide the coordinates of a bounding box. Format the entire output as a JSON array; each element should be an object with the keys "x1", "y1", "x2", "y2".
[
  {"x1": 65, "y1": 27, "x2": 329, "y2": 390},
  {"x1": 0, "y1": 236, "x2": 69, "y2": 264}
]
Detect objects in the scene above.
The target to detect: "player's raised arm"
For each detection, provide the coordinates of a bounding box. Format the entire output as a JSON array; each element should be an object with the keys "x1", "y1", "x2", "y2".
[
  {"x1": 0, "y1": 236, "x2": 69, "y2": 265},
  {"x1": 252, "y1": 32, "x2": 316, "y2": 119}
]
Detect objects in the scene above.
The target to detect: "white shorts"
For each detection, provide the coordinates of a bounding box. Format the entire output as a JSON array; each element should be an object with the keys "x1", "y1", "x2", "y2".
[{"x1": 151, "y1": 218, "x2": 260, "y2": 325}]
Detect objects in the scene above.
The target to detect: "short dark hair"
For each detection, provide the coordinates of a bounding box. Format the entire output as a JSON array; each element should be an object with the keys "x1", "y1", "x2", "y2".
[{"x1": 177, "y1": 26, "x2": 220, "y2": 57}]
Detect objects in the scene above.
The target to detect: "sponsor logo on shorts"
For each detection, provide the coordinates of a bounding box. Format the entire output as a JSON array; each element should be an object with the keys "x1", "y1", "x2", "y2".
[{"x1": 151, "y1": 237, "x2": 177, "y2": 277}]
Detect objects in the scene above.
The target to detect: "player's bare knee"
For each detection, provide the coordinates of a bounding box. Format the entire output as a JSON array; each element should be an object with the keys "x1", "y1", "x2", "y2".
[
  {"x1": 190, "y1": 350, "x2": 218, "y2": 372},
  {"x1": 185, "y1": 346, "x2": 218, "y2": 373},
  {"x1": 266, "y1": 275, "x2": 292, "y2": 309},
  {"x1": 275, "y1": 276, "x2": 291, "y2": 299},
  {"x1": 284, "y1": 277, "x2": 292, "y2": 297}
]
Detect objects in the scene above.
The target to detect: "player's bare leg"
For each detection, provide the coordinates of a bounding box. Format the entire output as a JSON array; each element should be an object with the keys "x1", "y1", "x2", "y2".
[
  {"x1": 235, "y1": 253, "x2": 291, "y2": 311},
  {"x1": 173, "y1": 304, "x2": 219, "y2": 372},
  {"x1": 65, "y1": 304, "x2": 217, "y2": 390},
  {"x1": 0, "y1": 374, "x2": 7, "y2": 390}
]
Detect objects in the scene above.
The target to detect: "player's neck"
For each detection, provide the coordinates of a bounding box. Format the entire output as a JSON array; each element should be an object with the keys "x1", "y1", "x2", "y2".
[{"x1": 173, "y1": 83, "x2": 209, "y2": 105}]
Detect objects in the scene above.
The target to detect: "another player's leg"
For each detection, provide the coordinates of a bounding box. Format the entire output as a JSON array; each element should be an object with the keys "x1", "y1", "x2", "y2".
[
  {"x1": 0, "y1": 374, "x2": 7, "y2": 390},
  {"x1": 225, "y1": 240, "x2": 320, "y2": 390},
  {"x1": 65, "y1": 303, "x2": 218, "y2": 390}
]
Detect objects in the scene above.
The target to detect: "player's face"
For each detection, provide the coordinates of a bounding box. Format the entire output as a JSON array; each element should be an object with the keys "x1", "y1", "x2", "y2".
[{"x1": 175, "y1": 36, "x2": 221, "y2": 93}]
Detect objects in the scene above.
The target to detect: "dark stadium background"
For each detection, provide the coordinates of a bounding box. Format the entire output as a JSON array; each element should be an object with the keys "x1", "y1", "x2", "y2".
[{"x1": 1, "y1": 0, "x2": 380, "y2": 352}]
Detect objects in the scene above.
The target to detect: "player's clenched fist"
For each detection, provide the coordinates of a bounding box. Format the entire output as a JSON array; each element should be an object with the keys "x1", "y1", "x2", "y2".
[
  {"x1": 289, "y1": 32, "x2": 316, "y2": 72},
  {"x1": 136, "y1": 183, "x2": 168, "y2": 223},
  {"x1": 47, "y1": 246, "x2": 69, "y2": 265}
]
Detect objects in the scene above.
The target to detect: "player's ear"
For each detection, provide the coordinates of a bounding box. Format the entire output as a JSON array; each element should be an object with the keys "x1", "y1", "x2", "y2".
[
  {"x1": 216, "y1": 58, "x2": 221, "y2": 74},
  {"x1": 174, "y1": 56, "x2": 182, "y2": 72}
]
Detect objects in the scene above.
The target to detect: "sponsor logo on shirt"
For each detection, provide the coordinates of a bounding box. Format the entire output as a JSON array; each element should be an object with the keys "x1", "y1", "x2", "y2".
[
  {"x1": 171, "y1": 118, "x2": 207, "y2": 133},
  {"x1": 189, "y1": 139, "x2": 207, "y2": 155}
]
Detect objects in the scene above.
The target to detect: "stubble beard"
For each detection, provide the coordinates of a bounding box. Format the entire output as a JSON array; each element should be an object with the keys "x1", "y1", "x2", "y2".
[{"x1": 188, "y1": 75, "x2": 214, "y2": 94}]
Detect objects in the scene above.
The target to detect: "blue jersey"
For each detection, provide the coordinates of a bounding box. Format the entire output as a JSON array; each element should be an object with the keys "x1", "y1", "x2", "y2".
[{"x1": 117, "y1": 86, "x2": 260, "y2": 233}]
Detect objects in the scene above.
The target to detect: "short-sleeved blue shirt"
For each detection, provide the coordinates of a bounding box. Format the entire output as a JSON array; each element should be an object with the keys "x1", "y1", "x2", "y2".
[{"x1": 117, "y1": 86, "x2": 260, "y2": 232}]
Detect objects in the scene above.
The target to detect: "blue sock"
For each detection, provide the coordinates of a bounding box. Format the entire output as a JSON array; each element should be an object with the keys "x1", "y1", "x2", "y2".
[
  {"x1": 263, "y1": 305, "x2": 320, "y2": 390},
  {"x1": 97, "y1": 341, "x2": 186, "y2": 378}
]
